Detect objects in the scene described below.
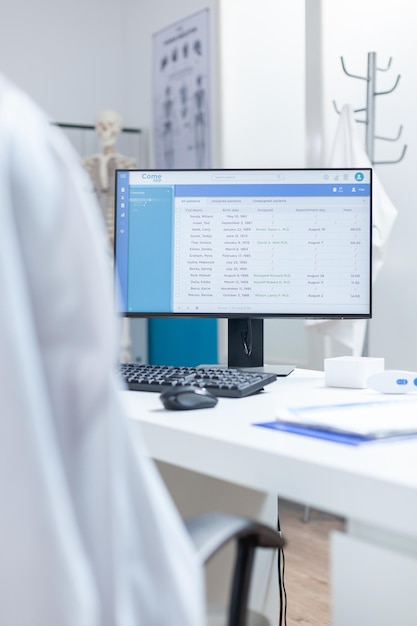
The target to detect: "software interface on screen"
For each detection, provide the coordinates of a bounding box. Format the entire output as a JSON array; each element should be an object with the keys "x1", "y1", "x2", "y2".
[{"x1": 114, "y1": 168, "x2": 372, "y2": 322}]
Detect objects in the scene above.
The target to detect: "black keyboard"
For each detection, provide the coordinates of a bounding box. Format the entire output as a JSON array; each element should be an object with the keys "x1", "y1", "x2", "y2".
[{"x1": 119, "y1": 363, "x2": 277, "y2": 398}]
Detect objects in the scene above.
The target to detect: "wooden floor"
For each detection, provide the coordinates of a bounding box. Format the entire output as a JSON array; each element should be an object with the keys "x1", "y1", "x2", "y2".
[{"x1": 278, "y1": 499, "x2": 345, "y2": 626}]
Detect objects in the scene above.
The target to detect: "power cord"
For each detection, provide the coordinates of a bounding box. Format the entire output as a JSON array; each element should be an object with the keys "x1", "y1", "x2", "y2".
[
  {"x1": 277, "y1": 509, "x2": 287, "y2": 626},
  {"x1": 241, "y1": 318, "x2": 253, "y2": 356}
]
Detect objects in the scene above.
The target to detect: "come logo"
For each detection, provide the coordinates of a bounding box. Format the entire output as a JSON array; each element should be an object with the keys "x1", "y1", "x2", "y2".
[{"x1": 142, "y1": 173, "x2": 162, "y2": 181}]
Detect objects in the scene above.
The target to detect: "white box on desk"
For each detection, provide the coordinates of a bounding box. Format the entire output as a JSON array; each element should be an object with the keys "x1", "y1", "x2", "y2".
[{"x1": 324, "y1": 356, "x2": 385, "y2": 389}]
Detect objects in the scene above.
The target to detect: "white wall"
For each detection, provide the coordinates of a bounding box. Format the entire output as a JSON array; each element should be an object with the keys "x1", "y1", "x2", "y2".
[
  {"x1": 0, "y1": 0, "x2": 214, "y2": 129},
  {"x1": 320, "y1": 0, "x2": 417, "y2": 369},
  {"x1": 217, "y1": 0, "x2": 308, "y2": 366},
  {"x1": 123, "y1": 0, "x2": 219, "y2": 165},
  {"x1": 0, "y1": 0, "x2": 308, "y2": 368},
  {"x1": 6, "y1": 0, "x2": 411, "y2": 371},
  {"x1": 123, "y1": 0, "x2": 306, "y2": 170},
  {"x1": 218, "y1": 0, "x2": 305, "y2": 169},
  {"x1": 0, "y1": 0, "x2": 152, "y2": 363},
  {"x1": 0, "y1": 0, "x2": 134, "y2": 124},
  {"x1": 125, "y1": 0, "x2": 308, "y2": 367}
]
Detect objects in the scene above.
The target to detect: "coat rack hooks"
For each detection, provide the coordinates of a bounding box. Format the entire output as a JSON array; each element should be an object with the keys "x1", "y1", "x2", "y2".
[{"x1": 333, "y1": 51, "x2": 407, "y2": 165}]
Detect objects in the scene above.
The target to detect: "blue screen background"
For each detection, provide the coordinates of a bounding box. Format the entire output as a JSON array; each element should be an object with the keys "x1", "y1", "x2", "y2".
[{"x1": 127, "y1": 186, "x2": 173, "y2": 311}]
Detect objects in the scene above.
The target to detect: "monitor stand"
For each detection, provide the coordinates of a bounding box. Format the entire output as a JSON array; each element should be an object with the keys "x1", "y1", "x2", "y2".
[{"x1": 226, "y1": 318, "x2": 295, "y2": 376}]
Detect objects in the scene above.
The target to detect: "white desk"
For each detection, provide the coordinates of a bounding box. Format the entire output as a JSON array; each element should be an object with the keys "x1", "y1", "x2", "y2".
[{"x1": 123, "y1": 368, "x2": 417, "y2": 625}]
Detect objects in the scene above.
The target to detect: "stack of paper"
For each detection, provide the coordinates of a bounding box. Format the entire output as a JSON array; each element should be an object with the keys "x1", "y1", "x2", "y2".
[{"x1": 255, "y1": 399, "x2": 417, "y2": 445}]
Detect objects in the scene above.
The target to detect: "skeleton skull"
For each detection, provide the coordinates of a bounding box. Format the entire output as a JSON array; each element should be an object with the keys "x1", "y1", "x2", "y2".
[{"x1": 95, "y1": 109, "x2": 122, "y2": 149}]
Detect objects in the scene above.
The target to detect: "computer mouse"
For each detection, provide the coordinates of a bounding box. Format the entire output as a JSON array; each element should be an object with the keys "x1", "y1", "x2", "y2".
[{"x1": 160, "y1": 386, "x2": 218, "y2": 410}]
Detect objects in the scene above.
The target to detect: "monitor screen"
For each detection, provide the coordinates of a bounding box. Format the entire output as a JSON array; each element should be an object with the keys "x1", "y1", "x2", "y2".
[{"x1": 114, "y1": 168, "x2": 372, "y2": 369}]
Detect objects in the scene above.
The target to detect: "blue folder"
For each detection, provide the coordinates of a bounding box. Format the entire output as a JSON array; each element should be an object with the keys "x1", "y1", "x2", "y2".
[{"x1": 253, "y1": 421, "x2": 417, "y2": 446}]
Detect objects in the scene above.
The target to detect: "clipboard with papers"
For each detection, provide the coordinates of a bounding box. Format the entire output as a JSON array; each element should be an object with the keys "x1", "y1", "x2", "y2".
[{"x1": 254, "y1": 399, "x2": 417, "y2": 446}]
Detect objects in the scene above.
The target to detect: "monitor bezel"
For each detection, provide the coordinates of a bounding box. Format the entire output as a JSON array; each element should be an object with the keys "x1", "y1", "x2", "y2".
[{"x1": 114, "y1": 167, "x2": 373, "y2": 322}]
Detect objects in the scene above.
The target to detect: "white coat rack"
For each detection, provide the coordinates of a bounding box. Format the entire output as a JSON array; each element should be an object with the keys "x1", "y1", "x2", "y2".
[{"x1": 333, "y1": 51, "x2": 407, "y2": 165}]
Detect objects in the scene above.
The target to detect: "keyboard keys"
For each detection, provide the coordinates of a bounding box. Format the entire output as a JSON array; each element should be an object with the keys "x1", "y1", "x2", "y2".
[{"x1": 118, "y1": 363, "x2": 277, "y2": 398}]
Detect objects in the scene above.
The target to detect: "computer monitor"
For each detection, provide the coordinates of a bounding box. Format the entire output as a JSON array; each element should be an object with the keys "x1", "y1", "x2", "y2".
[{"x1": 114, "y1": 168, "x2": 372, "y2": 371}]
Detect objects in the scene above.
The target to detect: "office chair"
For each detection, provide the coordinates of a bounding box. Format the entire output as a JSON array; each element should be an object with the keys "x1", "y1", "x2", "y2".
[{"x1": 186, "y1": 513, "x2": 285, "y2": 626}]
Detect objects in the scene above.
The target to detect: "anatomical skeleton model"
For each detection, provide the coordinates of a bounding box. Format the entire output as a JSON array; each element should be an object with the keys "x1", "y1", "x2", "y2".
[
  {"x1": 82, "y1": 109, "x2": 136, "y2": 247},
  {"x1": 83, "y1": 110, "x2": 135, "y2": 362}
]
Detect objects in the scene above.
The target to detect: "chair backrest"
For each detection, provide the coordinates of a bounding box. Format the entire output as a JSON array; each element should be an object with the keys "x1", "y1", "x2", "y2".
[{"x1": 185, "y1": 513, "x2": 285, "y2": 626}]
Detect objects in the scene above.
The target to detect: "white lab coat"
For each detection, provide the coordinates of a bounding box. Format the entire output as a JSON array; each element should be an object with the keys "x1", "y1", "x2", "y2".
[
  {"x1": 306, "y1": 104, "x2": 398, "y2": 355},
  {"x1": 0, "y1": 75, "x2": 205, "y2": 626}
]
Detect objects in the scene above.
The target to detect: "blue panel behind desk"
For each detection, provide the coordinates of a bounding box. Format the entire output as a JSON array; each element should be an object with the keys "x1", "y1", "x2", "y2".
[{"x1": 149, "y1": 318, "x2": 218, "y2": 367}]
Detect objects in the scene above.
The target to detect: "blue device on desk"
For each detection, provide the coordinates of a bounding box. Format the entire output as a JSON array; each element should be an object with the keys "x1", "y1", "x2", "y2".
[{"x1": 367, "y1": 370, "x2": 417, "y2": 393}]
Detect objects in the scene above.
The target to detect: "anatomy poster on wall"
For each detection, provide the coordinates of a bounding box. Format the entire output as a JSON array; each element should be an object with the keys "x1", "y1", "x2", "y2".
[{"x1": 153, "y1": 9, "x2": 211, "y2": 169}]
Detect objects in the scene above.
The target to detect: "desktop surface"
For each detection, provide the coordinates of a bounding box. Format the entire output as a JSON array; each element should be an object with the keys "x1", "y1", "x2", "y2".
[
  {"x1": 122, "y1": 368, "x2": 417, "y2": 541},
  {"x1": 122, "y1": 368, "x2": 417, "y2": 626}
]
